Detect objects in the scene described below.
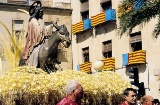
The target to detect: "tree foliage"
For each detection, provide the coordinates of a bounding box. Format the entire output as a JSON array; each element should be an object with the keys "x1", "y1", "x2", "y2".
[{"x1": 118, "y1": 0, "x2": 160, "y2": 38}]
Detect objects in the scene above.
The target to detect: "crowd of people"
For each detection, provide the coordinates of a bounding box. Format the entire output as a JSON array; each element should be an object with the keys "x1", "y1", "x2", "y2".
[
  {"x1": 120, "y1": 88, "x2": 159, "y2": 105},
  {"x1": 56, "y1": 80, "x2": 160, "y2": 105}
]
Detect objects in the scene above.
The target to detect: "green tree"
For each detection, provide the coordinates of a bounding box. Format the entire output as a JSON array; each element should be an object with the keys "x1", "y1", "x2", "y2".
[{"x1": 118, "y1": 0, "x2": 160, "y2": 38}]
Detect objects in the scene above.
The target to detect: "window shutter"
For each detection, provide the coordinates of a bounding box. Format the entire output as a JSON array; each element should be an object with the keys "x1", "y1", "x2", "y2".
[{"x1": 130, "y1": 33, "x2": 141, "y2": 43}]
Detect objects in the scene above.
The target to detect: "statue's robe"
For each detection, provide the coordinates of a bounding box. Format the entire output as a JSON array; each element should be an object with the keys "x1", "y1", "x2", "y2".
[
  {"x1": 23, "y1": 18, "x2": 53, "y2": 67},
  {"x1": 23, "y1": 18, "x2": 44, "y2": 66}
]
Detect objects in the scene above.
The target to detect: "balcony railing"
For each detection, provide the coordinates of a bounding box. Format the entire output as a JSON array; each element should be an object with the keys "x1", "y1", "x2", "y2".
[
  {"x1": 102, "y1": 57, "x2": 115, "y2": 71},
  {"x1": 128, "y1": 50, "x2": 146, "y2": 65},
  {"x1": 80, "y1": 62, "x2": 92, "y2": 73},
  {"x1": 105, "y1": 9, "x2": 116, "y2": 21},
  {"x1": 72, "y1": 9, "x2": 116, "y2": 34},
  {"x1": 122, "y1": 50, "x2": 146, "y2": 66},
  {"x1": 84, "y1": 18, "x2": 91, "y2": 31},
  {"x1": 91, "y1": 9, "x2": 116, "y2": 26},
  {"x1": 91, "y1": 12, "x2": 105, "y2": 26},
  {"x1": 72, "y1": 21, "x2": 84, "y2": 34}
]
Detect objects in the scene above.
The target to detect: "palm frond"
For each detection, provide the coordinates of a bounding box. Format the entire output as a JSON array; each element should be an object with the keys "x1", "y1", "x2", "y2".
[{"x1": 17, "y1": 9, "x2": 29, "y2": 15}]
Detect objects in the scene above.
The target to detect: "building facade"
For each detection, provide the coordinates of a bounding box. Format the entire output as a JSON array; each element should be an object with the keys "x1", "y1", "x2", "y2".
[
  {"x1": 71, "y1": 0, "x2": 160, "y2": 99},
  {"x1": 0, "y1": 0, "x2": 72, "y2": 74}
]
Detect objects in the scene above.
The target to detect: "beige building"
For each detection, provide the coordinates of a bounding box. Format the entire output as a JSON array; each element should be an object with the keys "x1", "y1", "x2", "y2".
[
  {"x1": 0, "y1": 0, "x2": 72, "y2": 74},
  {"x1": 71, "y1": 0, "x2": 160, "y2": 99}
]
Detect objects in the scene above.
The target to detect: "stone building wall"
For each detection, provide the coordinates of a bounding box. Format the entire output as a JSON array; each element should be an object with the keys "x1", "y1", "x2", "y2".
[{"x1": 71, "y1": 0, "x2": 160, "y2": 99}]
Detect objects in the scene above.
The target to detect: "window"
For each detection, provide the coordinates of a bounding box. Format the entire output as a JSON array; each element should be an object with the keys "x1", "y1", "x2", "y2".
[
  {"x1": 80, "y1": 0, "x2": 88, "y2": 3},
  {"x1": 82, "y1": 47, "x2": 89, "y2": 62},
  {"x1": 81, "y1": 11, "x2": 89, "y2": 20},
  {"x1": 129, "y1": 31, "x2": 142, "y2": 52},
  {"x1": 101, "y1": 1, "x2": 112, "y2": 11},
  {"x1": 80, "y1": 0, "x2": 89, "y2": 20},
  {"x1": 12, "y1": 20, "x2": 24, "y2": 39},
  {"x1": 102, "y1": 40, "x2": 112, "y2": 58}
]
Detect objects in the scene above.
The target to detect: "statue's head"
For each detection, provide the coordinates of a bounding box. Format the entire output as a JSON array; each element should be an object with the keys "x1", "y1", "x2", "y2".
[
  {"x1": 29, "y1": 1, "x2": 43, "y2": 20},
  {"x1": 35, "y1": 7, "x2": 43, "y2": 19}
]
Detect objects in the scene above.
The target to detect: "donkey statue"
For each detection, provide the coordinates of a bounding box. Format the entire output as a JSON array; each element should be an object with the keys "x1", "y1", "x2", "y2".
[
  {"x1": 38, "y1": 22, "x2": 71, "y2": 73},
  {"x1": 19, "y1": 22, "x2": 71, "y2": 73}
]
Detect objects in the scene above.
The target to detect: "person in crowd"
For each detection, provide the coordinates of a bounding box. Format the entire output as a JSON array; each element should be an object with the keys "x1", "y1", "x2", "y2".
[
  {"x1": 120, "y1": 88, "x2": 137, "y2": 105},
  {"x1": 56, "y1": 80, "x2": 83, "y2": 105},
  {"x1": 141, "y1": 95, "x2": 154, "y2": 105}
]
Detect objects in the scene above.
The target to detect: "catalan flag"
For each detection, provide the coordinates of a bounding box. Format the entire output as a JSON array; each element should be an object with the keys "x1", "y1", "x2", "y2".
[
  {"x1": 72, "y1": 21, "x2": 84, "y2": 34},
  {"x1": 128, "y1": 50, "x2": 146, "y2": 65},
  {"x1": 102, "y1": 58, "x2": 115, "y2": 71},
  {"x1": 91, "y1": 12, "x2": 105, "y2": 26},
  {"x1": 80, "y1": 62, "x2": 92, "y2": 73}
]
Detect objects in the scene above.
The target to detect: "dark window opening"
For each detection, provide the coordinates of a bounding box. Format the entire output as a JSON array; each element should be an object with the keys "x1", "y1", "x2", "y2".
[
  {"x1": 103, "y1": 51, "x2": 112, "y2": 58},
  {"x1": 80, "y1": 0, "x2": 88, "y2": 3},
  {"x1": 101, "y1": 1, "x2": 112, "y2": 11},
  {"x1": 131, "y1": 42, "x2": 142, "y2": 52},
  {"x1": 82, "y1": 47, "x2": 89, "y2": 62},
  {"x1": 81, "y1": 11, "x2": 89, "y2": 20},
  {"x1": 102, "y1": 40, "x2": 112, "y2": 58},
  {"x1": 130, "y1": 31, "x2": 142, "y2": 52}
]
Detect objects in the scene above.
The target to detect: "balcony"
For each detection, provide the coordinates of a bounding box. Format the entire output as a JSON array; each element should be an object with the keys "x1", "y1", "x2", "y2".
[
  {"x1": 101, "y1": 57, "x2": 115, "y2": 71},
  {"x1": 100, "y1": 0, "x2": 111, "y2": 4},
  {"x1": 84, "y1": 18, "x2": 91, "y2": 31},
  {"x1": 80, "y1": 62, "x2": 92, "y2": 73},
  {"x1": 105, "y1": 9, "x2": 116, "y2": 21},
  {"x1": 91, "y1": 12, "x2": 105, "y2": 26},
  {"x1": 72, "y1": 21, "x2": 84, "y2": 34},
  {"x1": 91, "y1": 9, "x2": 116, "y2": 27},
  {"x1": 81, "y1": 0, "x2": 89, "y2": 12},
  {"x1": 122, "y1": 53, "x2": 128, "y2": 66},
  {"x1": 128, "y1": 50, "x2": 146, "y2": 65},
  {"x1": 122, "y1": 50, "x2": 146, "y2": 66}
]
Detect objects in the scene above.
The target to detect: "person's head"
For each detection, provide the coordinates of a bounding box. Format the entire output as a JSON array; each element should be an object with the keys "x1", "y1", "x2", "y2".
[
  {"x1": 34, "y1": 7, "x2": 43, "y2": 20},
  {"x1": 123, "y1": 88, "x2": 137, "y2": 105},
  {"x1": 154, "y1": 99, "x2": 160, "y2": 105},
  {"x1": 142, "y1": 95, "x2": 154, "y2": 105},
  {"x1": 65, "y1": 80, "x2": 83, "y2": 101}
]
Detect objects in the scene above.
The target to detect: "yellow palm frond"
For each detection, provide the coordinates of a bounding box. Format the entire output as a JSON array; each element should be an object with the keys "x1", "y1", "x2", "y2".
[{"x1": 17, "y1": 9, "x2": 29, "y2": 15}]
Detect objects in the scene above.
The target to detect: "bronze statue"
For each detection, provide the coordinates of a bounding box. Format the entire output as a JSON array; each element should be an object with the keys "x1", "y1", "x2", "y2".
[{"x1": 19, "y1": 1, "x2": 71, "y2": 73}]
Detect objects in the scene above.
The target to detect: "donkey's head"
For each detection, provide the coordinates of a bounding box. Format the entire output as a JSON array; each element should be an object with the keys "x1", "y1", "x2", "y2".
[{"x1": 58, "y1": 24, "x2": 71, "y2": 48}]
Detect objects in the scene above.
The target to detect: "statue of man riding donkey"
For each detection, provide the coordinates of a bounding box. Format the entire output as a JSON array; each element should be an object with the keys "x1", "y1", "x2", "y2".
[{"x1": 19, "y1": 1, "x2": 71, "y2": 73}]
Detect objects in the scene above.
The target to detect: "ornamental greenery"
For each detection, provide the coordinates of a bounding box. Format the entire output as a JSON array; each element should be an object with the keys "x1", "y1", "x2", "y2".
[{"x1": 118, "y1": 0, "x2": 160, "y2": 38}]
